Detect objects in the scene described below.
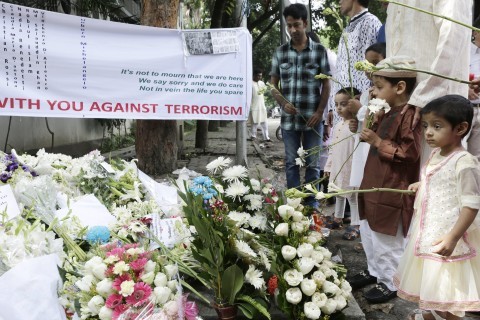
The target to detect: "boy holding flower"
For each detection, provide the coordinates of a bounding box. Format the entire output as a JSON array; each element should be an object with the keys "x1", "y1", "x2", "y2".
[{"x1": 349, "y1": 56, "x2": 422, "y2": 303}]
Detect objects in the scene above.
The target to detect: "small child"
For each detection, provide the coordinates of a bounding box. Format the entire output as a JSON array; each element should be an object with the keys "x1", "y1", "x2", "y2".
[
  {"x1": 395, "y1": 95, "x2": 480, "y2": 320},
  {"x1": 349, "y1": 56, "x2": 422, "y2": 304},
  {"x1": 324, "y1": 87, "x2": 360, "y2": 229}
]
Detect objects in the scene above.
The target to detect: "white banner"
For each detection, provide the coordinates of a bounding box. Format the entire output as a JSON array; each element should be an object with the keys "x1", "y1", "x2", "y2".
[{"x1": 0, "y1": 2, "x2": 252, "y2": 120}]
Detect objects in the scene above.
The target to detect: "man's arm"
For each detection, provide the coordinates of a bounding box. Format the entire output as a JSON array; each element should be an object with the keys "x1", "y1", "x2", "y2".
[
  {"x1": 270, "y1": 75, "x2": 296, "y2": 115},
  {"x1": 307, "y1": 79, "x2": 330, "y2": 127}
]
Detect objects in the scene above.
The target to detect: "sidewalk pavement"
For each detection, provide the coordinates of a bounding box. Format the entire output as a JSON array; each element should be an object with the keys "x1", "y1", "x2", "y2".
[{"x1": 179, "y1": 120, "x2": 480, "y2": 320}]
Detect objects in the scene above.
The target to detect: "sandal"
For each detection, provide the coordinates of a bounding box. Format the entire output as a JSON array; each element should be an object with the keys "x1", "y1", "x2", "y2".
[
  {"x1": 342, "y1": 226, "x2": 360, "y2": 240},
  {"x1": 322, "y1": 216, "x2": 343, "y2": 229},
  {"x1": 409, "y1": 310, "x2": 445, "y2": 320}
]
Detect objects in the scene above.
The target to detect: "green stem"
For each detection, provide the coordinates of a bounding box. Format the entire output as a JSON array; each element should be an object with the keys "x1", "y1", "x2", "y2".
[
  {"x1": 327, "y1": 187, "x2": 415, "y2": 198},
  {"x1": 181, "y1": 279, "x2": 210, "y2": 305},
  {"x1": 378, "y1": 0, "x2": 480, "y2": 32},
  {"x1": 385, "y1": 65, "x2": 473, "y2": 85}
]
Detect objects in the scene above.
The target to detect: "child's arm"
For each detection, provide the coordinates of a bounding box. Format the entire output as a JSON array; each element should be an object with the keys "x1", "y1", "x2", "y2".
[
  {"x1": 431, "y1": 206, "x2": 478, "y2": 257},
  {"x1": 360, "y1": 108, "x2": 422, "y2": 163},
  {"x1": 408, "y1": 182, "x2": 420, "y2": 193}
]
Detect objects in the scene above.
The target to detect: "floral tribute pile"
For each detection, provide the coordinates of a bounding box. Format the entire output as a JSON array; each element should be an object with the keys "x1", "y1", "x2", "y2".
[{"x1": 0, "y1": 149, "x2": 352, "y2": 320}]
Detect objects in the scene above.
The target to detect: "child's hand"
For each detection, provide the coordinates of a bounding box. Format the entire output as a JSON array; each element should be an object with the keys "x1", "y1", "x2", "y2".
[
  {"x1": 346, "y1": 99, "x2": 362, "y2": 115},
  {"x1": 360, "y1": 128, "x2": 382, "y2": 147},
  {"x1": 431, "y1": 234, "x2": 458, "y2": 257},
  {"x1": 349, "y1": 119, "x2": 359, "y2": 133},
  {"x1": 408, "y1": 182, "x2": 420, "y2": 193}
]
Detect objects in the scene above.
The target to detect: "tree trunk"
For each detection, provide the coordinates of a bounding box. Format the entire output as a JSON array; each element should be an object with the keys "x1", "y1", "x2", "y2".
[{"x1": 136, "y1": 0, "x2": 179, "y2": 175}]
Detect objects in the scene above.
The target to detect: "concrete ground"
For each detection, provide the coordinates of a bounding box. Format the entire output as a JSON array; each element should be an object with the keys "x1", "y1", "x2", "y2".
[{"x1": 178, "y1": 118, "x2": 480, "y2": 320}]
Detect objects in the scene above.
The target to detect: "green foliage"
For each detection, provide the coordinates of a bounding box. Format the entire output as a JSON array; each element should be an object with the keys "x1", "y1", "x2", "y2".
[{"x1": 221, "y1": 265, "x2": 244, "y2": 305}]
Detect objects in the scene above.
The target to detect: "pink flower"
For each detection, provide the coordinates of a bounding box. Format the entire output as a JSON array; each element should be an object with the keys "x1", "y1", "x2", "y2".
[
  {"x1": 105, "y1": 294, "x2": 123, "y2": 309},
  {"x1": 130, "y1": 258, "x2": 148, "y2": 272},
  {"x1": 125, "y1": 282, "x2": 152, "y2": 305},
  {"x1": 112, "y1": 274, "x2": 132, "y2": 291},
  {"x1": 112, "y1": 303, "x2": 128, "y2": 320},
  {"x1": 183, "y1": 294, "x2": 199, "y2": 320},
  {"x1": 124, "y1": 243, "x2": 139, "y2": 250},
  {"x1": 107, "y1": 247, "x2": 125, "y2": 258}
]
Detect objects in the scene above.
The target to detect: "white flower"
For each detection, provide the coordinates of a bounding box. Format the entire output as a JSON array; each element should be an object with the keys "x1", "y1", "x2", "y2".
[
  {"x1": 235, "y1": 240, "x2": 257, "y2": 258},
  {"x1": 225, "y1": 181, "x2": 250, "y2": 200},
  {"x1": 304, "y1": 302, "x2": 321, "y2": 319},
  {"x1": 291, "y1": 221, "x2": 308, "y2": 233},
  {"x1": 281, "y1": 245, "x2": 297, "y2": 261},
  {"x1": 75, "y1": 275, "x2": 95, "y2": 292},
  {"x1": 113, "y1": 261, "x2": 130, "y2": 275},
  {"x1": 222, "y1": 165, "x2": 248, "y2": 183},
  {"x1": 144, "y1": 260, "x2": 156, "y2": 273},
  {"x1": 126, "y1": 247, "x2": 144, "y2": 255},
  {"x1": 315, "y1": 246, "x2": 333, "y2": 260},
  {"x1": 315, "y1": 192, "x2": 326, "y2": 200},
  {"x1": 154, "y1": 286, "x2": 172, "y2": 304},
  {"x1": 312, "y1": 292, "x2": 328, "y2": 308},
  {"x1": 291, "y1": 211, "x2": 304, "y2": 222},
  {"x1": 206, "y1": 156, "x2": 232, "y2": 174},
  {"x1": 154, "y1": 272, "x2": 168, "y2": 287},
  {"x1": 286, "y1": 197, "x2": 302, "y2": 209},
  {"x1": 227, "y1": 211, "x2": 251, "y2": 227},
  {"x1": 297, "y1": 146, "x2": 307, "y2": 158},
  {"x1": 248, "y1": 212, "x2": 268, "y2": 231},
  {"x1": 167, "y1": 280, "x2": 179, "y2": 292},
  {"x1": 312, "y1": 271, "x2": 326, "y2": 287},
  {"x1": 304, "y1": 184, "x2": 315, "y2": 193},
  {"x1": 275, "y1": 223, "x2": 289, "y2": 237},
  {"x1": 98, "y1": 306, "x2": 113, "y2": 320},
  {"x1": 319, "y1": 265, "x2": 334, "y2": 278},
  {"x1": 164, "y1": 264, "x2": 179, "y2": 280},
  {"x1": 284, "y1": 269, "x2": 303, "y2": 286},
  {"x1": 119, "y1": 280, "x2": 135, "y2": 296},
  {"x1": 340, "y1": 280, "x2": 352, "y2": 296},
  {"x1": 297, "y1": 243, "x2": 314, "y2": 258},
  {"x1": 286, "y1": 287, "x2": 303, "y2": 305},
  {"x1": 311, "y1": 251, "x2": 324, "y2": 264},
  {"x1": 297, "y1": 257, "x2": 315, "y2": 275},
  {"x1": 163, "y1": 300, "x2": 179, "y2": 316},
  {"x1": 335, "y1": 295, "x2": 347, "y2": 310},
  {"x1": 295, "y1": 157, "x2": 305, "y2": 167},
  {"x1": 327, "y1": 182, "x2": 342, "y2": 192},
  {"x1": 321, "y1": 299, "x2": 338, "y2": 315},
  {"x1": 141, "y1": 271, "x2": 155, "y2": 285},
  {"x1": 215, "y1": 183, "x2": 224, "y2": 194},
  {"x1": 87, "y1": 295, "x2": 104, "y2": 315},
  {"x1": 245, "y1": 265, "x2": 265, "y2": 289},
  {"x1": 249, "y1": 178, "x2": 261, "y2": 191},
  {"x1": 96, "y1": 278, "x2": 114, "y2": 297},
  {"x1": 367, "y1": 98, "x2": 390, "y2": 114},
  {"x1": 258, "y1": 250, "x2": 271, "y2": 271},
  {"x1": 322, "y1": 281, "x2": 340, "y2": 296},
  {"x1": 278, "y1": 205, "x2": 295, "y2": 220},
  {"x1": 128, "y1": 221, "x2": 146, "y2": 233},
  {"x1": 245, "y1": 194, "x2": 263, "y2": 211},
  {"x1": 300, "y1": 278, "x2": 317, "y2": 296}
]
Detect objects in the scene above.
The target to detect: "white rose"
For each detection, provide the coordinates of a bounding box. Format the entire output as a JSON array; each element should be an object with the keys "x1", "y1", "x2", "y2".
[
  {"x1": 92, "y1": 263, "x2": 107, "y2": 280},
  {"x1": 323, "y1": 260, "x2": 334, "y2": 268},
  {"x1": 119, "y1": 280, "x2": 135, "y2": 297},
  {"x1": 164, "y1": 300, "x2": 179, "y2": 316},
  {"x1": 319, "y1": 265, "x2": 333, "y2": 278},
  {"x1": 277, "y1": 205, "x2": 294, "y2": 220},
  {"x1": 275, "y1": 223, "x2": 289, "y2": 237},
  {"x1": 87, "y1": 295, "x2": 104, "y2": 315},
  {"x1": 300, "y1": 278, "x2": 317, "y2": 296},
  {"x1": 286, "y1": 197, "x2": 302, "y2": 209},
  {"x1": 340, "y1": 280, "x2": 352, "y2": 296},
  {"x1": 311, "y1": 251, "x2": 324, "y2": 264},
  {"x1": 154, "y1": 272, "x2": 168, "y2": 287},
  {"x1": 335, "y1": 295, "x2": 347, "y2": 310},
  {"x1": 297, "y1": 243, "x2": 314, "y2": 258},
  {"x1": 164, "y1": 264, "x2": 178, "y2": 280},
  {"x1": 167, "y1": 280, "x2": 178, "y2": 292},
  {"x1": 154, "y1": 286, "x2": 172, "y2": 304},
  {"x1": 291, "y1": 211, "x2": 304, "y2": 222},
  {"x1": 141, "y1": 271, "x2": 155, "y2": 285},
  {"x1": 297, "y1": 257, "x2": 315, "y2": 275},
  {"x1": 284, "y1": 269, "x2": 303, "y2": 286},
  {"x1": 312, "y1": 271, "x2": 326, "y2": 287},
  {"x1": 321, "y1": 299, "x2": 338, "y2": 315},
  {"x1": 315, "y1": 246, "x2": 332, "y2": 260},
  {"x1": 281, "y1": 245, "x2": 297, "y2": 261},
  {"x1": 84, "y1": 256, "x2": 103, "y2": 275},
  {"x1": 98, "y1": 306, "x2": 113, "y2": 320},
  {"x1": 312, "y1": 292, "x2": 328, "y2": 308},
  {"x1": 75, "y1": 275, "x2": 94, "y2": 292},
  {"x1": 144, "y1": 260, "x2": 156, "y2": 273},
  {"x1": 285, "y1": 287, "x2": 302, "y2": 305},
  {"x1": 322, "y1": 281, "x2": 340, "y2": 296},
  {"x1": 96, "y1": 278, "x2": 113, "y2": 297},
  {"x1": 291, "y1": 222, "x2": 307, "y2": 233},
  {"x1": 304, "y1": 301, "x2": 321, "y2": 319}
]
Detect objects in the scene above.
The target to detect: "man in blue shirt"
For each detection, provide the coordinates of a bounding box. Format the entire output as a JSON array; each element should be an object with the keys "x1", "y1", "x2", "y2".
[{"x1": 270, "y1": 3, "x2": 330, "y2": 209}]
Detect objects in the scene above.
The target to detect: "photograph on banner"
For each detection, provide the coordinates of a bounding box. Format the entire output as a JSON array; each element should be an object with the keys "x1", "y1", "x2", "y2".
[{"x1": 0, "y1": 1, "x2": 252, "y2": 120}]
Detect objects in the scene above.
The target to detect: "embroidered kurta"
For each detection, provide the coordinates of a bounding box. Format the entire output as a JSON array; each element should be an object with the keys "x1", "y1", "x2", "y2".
[
  {"x1": 251, "y1": 80, "x2": 268, "y2": 124},
  {"x1": 394, "y1": 149, "x2": 480, "y2": 313},
  {"x1": 358, "y1": 105, "x2": 422, "y2": 236}
]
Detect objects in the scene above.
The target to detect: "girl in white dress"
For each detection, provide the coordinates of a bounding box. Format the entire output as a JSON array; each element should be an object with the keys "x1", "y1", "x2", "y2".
[{"x1": 394, "y1": 95, "x2": 480, "y2": 320}]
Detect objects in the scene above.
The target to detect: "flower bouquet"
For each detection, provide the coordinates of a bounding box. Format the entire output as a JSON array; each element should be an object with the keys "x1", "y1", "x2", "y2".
[{"x1": 270, "y1": 198, "x2": 352, "y2": 320}]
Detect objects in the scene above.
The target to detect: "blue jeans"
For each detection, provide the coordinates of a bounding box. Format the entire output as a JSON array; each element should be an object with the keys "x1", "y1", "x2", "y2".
[{"x1": 282, "y1": 125, "x2": 323, "y2": 207}]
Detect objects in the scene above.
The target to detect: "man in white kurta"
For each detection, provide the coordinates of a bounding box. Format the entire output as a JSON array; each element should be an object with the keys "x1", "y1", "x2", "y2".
[
  {"x1": 467, "y1": 17, "x2": 480, "y2": 161},
  {"x1": 250, "y1": 70, "x2": 270, "y2": 142},
  {"x1": 385, "y1": 0, "x2": 472, "y2": 162}
]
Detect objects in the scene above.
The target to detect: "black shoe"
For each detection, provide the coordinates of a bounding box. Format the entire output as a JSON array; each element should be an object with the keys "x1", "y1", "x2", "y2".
[
  {"x1": 364, "y1": 283, "x2": 397, "y2": 304},
  {"x1": 348, "y1": 270, "x2": 377, "y2": 289}
]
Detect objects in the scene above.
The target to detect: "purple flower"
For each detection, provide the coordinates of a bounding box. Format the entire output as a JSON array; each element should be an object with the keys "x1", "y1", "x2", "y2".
[
  {"x1": 6, "y1": 162, "x2": 18, "y2": 172},
  {"x1": 0, "y1": 172, "x2": 12, "y2": 183}
]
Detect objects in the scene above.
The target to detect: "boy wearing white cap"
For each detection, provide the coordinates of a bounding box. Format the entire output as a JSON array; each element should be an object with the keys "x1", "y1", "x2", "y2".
[{"x1": 349, "y1": 56, "x2": 422, "y2": 303}]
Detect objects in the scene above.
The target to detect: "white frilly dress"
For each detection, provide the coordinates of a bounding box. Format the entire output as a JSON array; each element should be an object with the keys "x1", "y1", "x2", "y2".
[{"x1": 394, "y1": 149, "x2": 480, "y2": 315}]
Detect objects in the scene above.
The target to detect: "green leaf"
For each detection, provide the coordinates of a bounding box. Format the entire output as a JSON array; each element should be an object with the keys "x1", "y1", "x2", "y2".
[
  {"x1": 221, "y1": 264, "x2": 244, "y2": 305},
  {"x1": 237, "y1": 302, "x2": 255, "y2": 319},
  {"x1": 237, "y1": 295, "x2": 271, "y2": 320}
]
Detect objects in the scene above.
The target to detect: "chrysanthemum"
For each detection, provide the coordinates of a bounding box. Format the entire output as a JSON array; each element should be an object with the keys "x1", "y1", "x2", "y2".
[
  {"x1": 222, "y1": 165, "x2": 248, "y2": 183},
  {"x1": 225, "y1": 181, "x2": 250, "y2": 200},
  {"x1": 244, "y1": 194, "x2": 263, "y2": 211},
  {"x1": 248, "y1": 212, "x2": 267, "y2": 231},
  {"x1": 227, "y1": 211, "x2": 251, "y2": 227},
  {"x1": 245, "y1": 265, "x2": 265, "y2": 290},
  {"x1": 206, "y1": 156, "x2": 232, "y2": 174},
  {"x1": 234, "y1": 239, "x2": 257, "y2": 258}
]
